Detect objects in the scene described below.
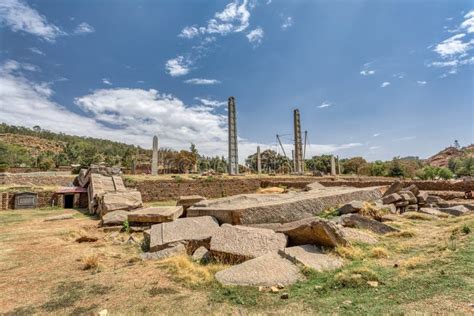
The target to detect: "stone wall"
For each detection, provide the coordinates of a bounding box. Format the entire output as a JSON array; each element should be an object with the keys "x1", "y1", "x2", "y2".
[
  {"x1": 4, "y1": 191, "x2": 56, "y2": 210},
  {"x1": 0, "y1": 172, "x2": 75, "y2": 186}
]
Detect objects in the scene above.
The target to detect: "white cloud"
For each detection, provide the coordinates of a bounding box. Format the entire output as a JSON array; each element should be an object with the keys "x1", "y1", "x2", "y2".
[
  {"x1": 195, "y1": 97, "x2": 226, "y2": 107},
  {"x1": 369, "y1": 146, "x2": 380, "y2": 150},
  {"x1": 102, "y1": 78, "x2": 112, "y2": 85},
  {"x1": 393, "y1": 136, "x2": 416, "y2": 142},
  {"x1": 281, "y1": 16, "x2": 293, "y2": 29},
  {"x1": 461, "y1": 10, "x2": 474, "y2": 33},
  {"x1": 246, "y1": 27, "x2": 264, "y2": 44},
  {"x1": 417, "y1": 80, "x2": 427, "y2": 85},
  {"x1": 360, "y1": 70, "x2": 375, "y2": 76},
  {"x1": 434, "y1": 33, "x2": 471, "y2": 58},
  {"x1": 165, "y1": 56, "x2": 191, "y2": 77},
  {"x1": 380, "y1": 81, "x2": 390, "y2": 88},
  {"x1": 318, "y1": 102, "x2": 332, "y2": 108},
  {"x1": 373, "y1": 133, "x2": 380, "y2": 137},
  {"x1": 0, "y1": 0, "x2": 65, "y2": 41},
  {"x1": 179, "y1": 26, "x2": 200, "y2": 39},
  {"x1": 29, "y1": 47, "x2": 44, "y2": 55},
  {"x1": 74, "y1": 22, "x2": 95, "y2": 35},
  {"x1": 184, "y1": 78, "x2": 221, "y2": 85}
]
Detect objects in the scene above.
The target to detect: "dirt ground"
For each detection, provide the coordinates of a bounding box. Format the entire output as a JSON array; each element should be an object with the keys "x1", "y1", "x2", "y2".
[{"x1": 1, "y1": 207, "x2": 473, "y2": 315}]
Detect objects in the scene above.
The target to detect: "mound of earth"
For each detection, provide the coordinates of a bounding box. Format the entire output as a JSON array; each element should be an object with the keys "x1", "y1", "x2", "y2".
[{"x1": 426, "y1": 145, "x2": 474, "y2": 168}]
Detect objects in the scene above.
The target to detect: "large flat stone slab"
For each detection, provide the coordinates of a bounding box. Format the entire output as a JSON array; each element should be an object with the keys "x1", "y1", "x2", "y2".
[
  {"x1": 438, "y1": 205, "x2": 470, "y2": 216},
  {"x1": 281, "y1": 245, "x2": 344, "y2": 272},
  {"x1": 210, "y1": 224, "x2": 287, "y2": 264},
  {"x1": 128, "y1": 206, "x2": 183, "y2": 224},
  {"x1": 99, "y1": 191, "x2": 143, "y2": 215},
  {"x1": 341, "y1": 227, "x2": 378, "y2": 244},
  {"x1": 140, "y1": 244, "x2": 186, "y2": 260},
  {"x1": 147, "y1": 216, "x2": 219, "y2": 252},
  {"x1": 100, "y1": 210, "x2": 129, "y2": 226},
  {"x1": 275, "y1": 217, "x2": 348, "y2": 247},
  {"x1": 338, "y1": 214, "x2": 399, "y2": 235},
  {"x1": 215, "y1": 253, "x2": 303, "y2": 287},
  {"x1": 187, "y1": 186, "x2": 383, "y2": 225}
]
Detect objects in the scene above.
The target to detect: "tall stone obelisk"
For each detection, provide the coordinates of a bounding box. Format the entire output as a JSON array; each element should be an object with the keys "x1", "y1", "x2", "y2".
[
  {"x1": 151, "y1": 135, "x2": 158, "y2": 176},
  {"x1": 228, "y1": 97, "x2": 238, "y2": 175},
  {"x1": 256, "y1": 146, "x2": 262, "y2": 174},
  {"x1": 293, "y1": 109, "x2": 303, "y2": 174},
  {"x1": 330, "y1": 155, "x2": 336, "y2": 176}
]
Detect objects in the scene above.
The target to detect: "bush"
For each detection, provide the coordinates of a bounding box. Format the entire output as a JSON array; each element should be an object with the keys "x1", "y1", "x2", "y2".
[{"x1": 437, "y1": 167, "x2": 454, "y2": 180}]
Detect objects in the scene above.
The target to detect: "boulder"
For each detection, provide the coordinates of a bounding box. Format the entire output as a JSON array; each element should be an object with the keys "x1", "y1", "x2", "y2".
[
  {"x1": 405, "y1": 205, "x2": 419, "y2": 212},
  {"x1": 399, "y1": 191, "x2": 417, "y2": 204},
  {"x1": 382, "y1": 193, "x2": 402, "y2": 205},
  {"x1": 280, "y1": 245, "x2": 344, "y2": 272},
  {"x1": 337, "y1": 200, "x2": 364, "y2": 215},
  {"x1": 215, "y1": 253, "x2": 303, "y2": 286},
  {"x1": 383, "y1": 180, "x2": 403, "y2": 197},
  {"x1": 146, "y1": 216, "x2": 220, "y2": 252},
  {"x1": 99, "y1": 191, "x2": 143, "y2": 216},
  {"x1": 128, "y1": 206, "x2": 183, "y2": 224},
  {"x1": 192, "y1": 246, "x2": 211, "y2": 263},
  {"x1": 404, "y1": 184, "x2": 420, "y2": 196},
  {"x1": 426, "y1": 195, "x2": 445, "y2": 206},
  {"x1": 100, "y1": 210, "x2": 129, "y2": 226},
  {"x1": 438, "y1": 205, "x2": 470, "y2": 216},
  {"x1": 210, "y1": 224, "x2": 287, "y2": 263},
  {"x1": 417, "y1": 192, "x2": 429, "y2": 205},
  {"x1": 305, "y1": 182, "x2": 326, "y2": 191},
  {"x1": 275, "y1": 217, "x2": 348, "y2": 247},
  {"x1": 140, "y1": 244, "x2": 186, "y2": 260},
  {"x1": 418, "y1": 207, "x2": 450, "y2": 218},
  {"x1": 176, "y1": 195, "x2": 206, "y2": 214},
  {"x1": 341, "y1": 227, "x2": 378, "y2": 244},
  {"x1": 395, "y1": 201, "x2": 410, "y2": 207},
  {"x1": 338, "y1": 214, "x2": 399, "y2": 235}
]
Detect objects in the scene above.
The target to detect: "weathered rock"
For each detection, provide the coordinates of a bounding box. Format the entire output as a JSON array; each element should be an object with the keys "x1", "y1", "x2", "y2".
[
  {"x1": 418, "y1": 207, "x2": 450, "y2": 218},
  {"x1": 395, "y1": 201, "x2": 410, "y2": 207},
  {"x1": 280, "y1": 245, "x2": 344, "y2": 272},
  {"x1": 404, "y1": 184, "x2": 420, "y2": 196},
  {"x1": 305, "y1": 181, "x2": 326, "y2": 191},
  {"x1": 438, "y1": 205, "x2": 470, "y2": 216},
  {"x1": 99, "y1": 191, "x2": 143, "y2": 216},
  {"x1": 75, "y1": 235, "x2": 98, "y2": 243},
  {"x1": 338, "y1": 214, "x2": 399, "y2": 235},
  {"x1": 210, "y1": 224, "x2": 287, "y2": 263},
  {"x1": 405, "y1": 204, "x2": 419, "y2": 212},
  {"x1": 100, "y1": 210, "x2": 129, "y2": 226},
  {"x1": 373, "y1": 201, "x2": 396, "y2": 213},
  {"x1": 176, "y1": 195, "x2": 206, "y2": 214},
  {"x1": 275, "y1": 217, "x2": 348, "y2": 247},
  {"x1": 337, "y1": 200, "x2": 364, "y2": 215},
  {"x1": 140, "y1": 244, "x2": 186, "y2": 260},
  {"x1": 382, "y1": 193, "x2": 402, "y2": 205},
  {"x1": 147, "y1": 216, "x2": 219, "y2": 252},
  {"x1": 341, "y1": 227, "x2": 378, "y2": 244},
  {"x1": 399, "y1": 191, "x2": 417, "y2": 204},
  {"x1": 437, "y1": 201, "x2": 474, "y2": 211},
  {"x1": 417, "y1": 192, "x2": 429, "y2": 205},
  {"x1": 127, "y1": 206, "x2": 183, "y2": 224},
  {"x1": 426, "y1": 195, "x2": 445, "y2": 206},
  {"x1": 192, "y1": 246, "x2": 211, "y2": 263},
  {"x1": 44, "y1": 214, "x2": 74, "y2": 222},
  {"x1": 383, "y1": 180, "x2": 403, "y2": 197},
  {"x1": 187, "y1": 186, "x2": 383, "y2": 225},
  {"x1": 215, "y1": 253, "x2": 303, "y2": 286}
]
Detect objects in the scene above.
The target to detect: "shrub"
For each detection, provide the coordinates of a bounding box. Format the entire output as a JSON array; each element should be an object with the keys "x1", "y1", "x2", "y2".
[
  {"x1": 437, "y1": 167, "x2": 454, "y2": 180},
  {"x1": 81, "y1": 254, "x2": 100, "y2": 271},
  {"x1": 370, "y1": 247, "x2": 389, "y2": 258}
]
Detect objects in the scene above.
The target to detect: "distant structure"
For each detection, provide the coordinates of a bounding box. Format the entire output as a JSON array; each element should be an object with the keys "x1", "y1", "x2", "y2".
[
  {"x1": 151, "y1": 135, "x2": 158, "y2": 176},
  {"x1": 331, "y1": 155, "x2": 336, "y2": 176},
  {"x1": 293, "y1": 109, "x2": 303, "y2": 174},
  {"x1": 337, "y1": 155, "x2": 341, "y2": 175},
  {"x1": 228, "y1": 97, "x2": 239, "y2": 175},
  {"x1": 257, "y1": 146, "x2": 262, "y2": 174}
]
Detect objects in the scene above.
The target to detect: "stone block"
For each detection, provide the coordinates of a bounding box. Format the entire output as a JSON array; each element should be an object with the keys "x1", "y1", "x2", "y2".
[
  {"x1": 383, "y1": 180, "x2": 403, "y2": 197},
  {"x1": 438, "y1": 205, "x2": 470, "y2": 216},
  {"x1": 280, "y1": 244, "x2": 343, "y2": 272},
  {"x1": 337, "y1": 200, "x2": 364, "y2": 215},
  {"x1": 382, "y1": 193, "x2": 402, "y2": 205},
  {"x1": 100, "y1": 210, "x2": 129, "y2": 226},
  {"x1": 141, "y1": 244, "x2": 186, "y2": 260},
  {"x1": 128, "y1": 206, "x2": 183, "y2": 224},
  {"x1": 338, "y1": 214, "x2": 399, "y2": 235}
]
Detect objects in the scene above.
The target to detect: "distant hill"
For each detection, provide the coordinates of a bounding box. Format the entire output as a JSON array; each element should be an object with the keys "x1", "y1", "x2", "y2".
[{"x1": 426, "y1": 145, "x2": 474, "y2": 168}]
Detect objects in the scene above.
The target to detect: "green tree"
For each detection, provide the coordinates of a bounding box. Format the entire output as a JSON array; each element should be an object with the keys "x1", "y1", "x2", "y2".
[
  {"x1": 369, "y1": 160, "x2": 387, "y2": 176},
  {"x1": 438, "y1": 167, "x2": 454, "y2": 180},
  {"x1": 343, "y1": 157, "x2": 367, "y2": 174}
]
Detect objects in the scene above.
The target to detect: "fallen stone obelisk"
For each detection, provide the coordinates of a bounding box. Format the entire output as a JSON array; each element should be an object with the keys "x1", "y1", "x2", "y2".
[{"x1": 187, "y1": 186, "x2": 383, "y2": 225}]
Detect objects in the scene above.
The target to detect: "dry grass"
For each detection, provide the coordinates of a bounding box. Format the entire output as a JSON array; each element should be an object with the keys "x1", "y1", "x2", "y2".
[
  {"x1": 370, "y1": 247, "x2": 389, "y2": 258},
  {"x1": 359, "y1": 202, "x2": 389, "y2": 220},
  {"x1": 81, "y1": 254, "x2": 100, "y2": 271},
  {"x1": 386, "y1": 230, "x2": 415, "y2": 238},
  {"x1": 402, "y1": 212, "x2": 436, "y2": 221},
  {"x1": 156, "y1": 255, "x2": 228, "y2": 286},
  {"x1": 400, "y1": 256, "x2": 429, "y2": 269},
  {"x1": 334, "y1": 267, "x2": 379, "y2": 288},
  {"x1": 335, "y1": 245, "x2": 364, "y2": 260}
]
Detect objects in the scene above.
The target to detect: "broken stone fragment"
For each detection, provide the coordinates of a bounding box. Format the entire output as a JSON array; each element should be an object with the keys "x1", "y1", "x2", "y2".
[
  {"x1": 338, "y1": 214, "x2": 399, "y2": 235},
  {"x1": 438, "y1": 205, "x2": 470, "y2": 216},
  {"x1": 383, "y1": 180, "x2": 403, "y2": 197},
  {"x1": 146, "y1": 216, "x2": 219, "y2": 252},
  {"x1": 176, "y1": 195, "x2": 206, "y2": 215},
  {"x1": 100, "y1": 210, "x2": 129, "y2": 226},
  {"x1": 210, "y1": 224, "x2": 287, "y2": 264},
  {"x1": 416, "y1": 192, "x2": 429, "y2": 205},
  {"x1": 275, "y1": 217, "x2": 348, "y2": 247},
  {"x1": 215, "y1": 253, "x2": 303, "y2": 287},
  {"x1": 337, "y1": 200, "x2": 364, "y2": 215},
  {"x1": 340, "y1": 227, "x2": 378, "y2": 244},
  {"x1": 140, "y1": 244, "x2": 186, "y2": 260},
  {"x1": 426, "y1": 195, "x2": 445, "y2": 206},
  {"x1": 404, "y1": 184, "x2": 420, "y2": 196},
  {"x1": 395, "y1": 201, "x2": 410, "y2": 208},
  {"x1": 418, "y1": 207, "x2": 450, "y2": 218},
  {"x1": 280, "y1": 244, "x2": 344, "y2": 272},
  {"x1": 398, "y1": 191, "x2": 417, "y2": 204},
  {"x1": 127, "y1": 206, "x2": 183, "y2": 224},
  {"x1": 382, "y1": 193, "x2": 402, "y2": 205},
  {"x1": 405, "y1": 205, "x2": 419, "y2": 212},
  {"x1": 192, "y1": 246, "x2": 211, "y2": 263},
  {"x1": 99, "y1": 191, "x2": 143, "y2": 216}
]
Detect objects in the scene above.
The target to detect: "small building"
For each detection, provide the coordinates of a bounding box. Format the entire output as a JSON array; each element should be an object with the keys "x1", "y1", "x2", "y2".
[
  {"x1": 14, "y1": 192, "x2": 37, "y2": 209},
  {"x1": 55, "y1": 187, "x2": 88, "y2": 209}
]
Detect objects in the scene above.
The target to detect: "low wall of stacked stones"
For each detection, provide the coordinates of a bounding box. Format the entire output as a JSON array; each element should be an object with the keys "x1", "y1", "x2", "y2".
[
  {"x1": 0, "y1": 173, "x2": 75, "y2": 186},
  {"x1": 1, "y1": 191, "x2": 57, "y2": 210}
]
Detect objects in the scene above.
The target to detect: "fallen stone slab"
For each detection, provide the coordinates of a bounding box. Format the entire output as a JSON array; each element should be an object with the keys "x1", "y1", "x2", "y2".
[
  {"x1": 382, "y1": 193, "x2": 402, "y2": 205},
  {"x1": 280, "y1": 245, "x2": 344, "y2": 272},
  {"x1": 128, "y1": 206, "x2": 183, "y2": 224},
  {"x1": 338, "y1": 214, "x2": 399, "y2": 235},
  {"x1": 404, "y1": 184, "x2": 420, "y2": 196},
  {"x1": 405, "y1": 205, "x2": 419, "y2": 212},
  {"x1": 100, "y1": 210, "x2": 129, "y2": 226},
  {"x1": 305, "y1": 181, "x2": 326, "y2": 191},
  {"x1": 99, "y1": 191, "x2": 143, "y2": 216},
  {"x1": 146, "y1": 216, "x2": 219, "y2": 252},
  {"x1": 383, "y1": 180, "x2": 403, "y2": 197},
  {"x1": 437, "y1": 201, "x2": 474, "y2": 211},
  {"x1": 275, "y1": 217, "x2": 348, "y2": 247},
  {"x1": 176, "y1": 195, "x2": 206, "y2": 214},
  {"x1": 426, "y1": 195, "x2": 445, "y2": 206},
  {"x1": 438, "y1": 205, "x2": 470, "y2": 216},
  {"x1": 337, "y1": 200, "x2": 364, "y2": 215},
  {"x1": 192, "y1": 246, "x2": 211, "y2": 263},
  {"x1": 210, "y1": 224, "x2": 287, "y2": 264},
  {"x1": 188, "y1": 186, "x2": 383, "y2": 225},
  {"x1": 341, "y1": 227, "x2": 378, "y2": 245},
  {"x1": 215, "y1": 253, "x2": 303, "y2": 287},
  {"x1": 141, "y1": 244, "x2": 186, "y2": 260},
  {"x1": 418, "y1": 207, "x2": 450, "y2": 218},
  {"x1": 417, "y1": 192, "x2": 429, "y2": 205},
  {"x1": 44, "y1": 214, "x2": 74, "y2": 222},
  {"x1": 399, "y1": 191, "x2": 417, "y2": 204}
]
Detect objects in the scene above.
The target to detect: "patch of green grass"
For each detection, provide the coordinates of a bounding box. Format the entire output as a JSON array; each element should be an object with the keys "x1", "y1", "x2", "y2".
[
  {"x1": 41, "y1": 281, "x2": 85, "y2": 312},
  {"x1": 5, "y1": 306, "x2": 37, "y2": 316},
  {"x1": 147, "y1": 286, "x2": 179, "y2": 297},
  {"x1": 210, "y1": 285, "x2": 260, "y2": 306}
]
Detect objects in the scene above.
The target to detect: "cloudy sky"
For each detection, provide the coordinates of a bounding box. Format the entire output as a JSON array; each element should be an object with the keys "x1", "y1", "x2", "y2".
[{"x1": 0, "y1": 0, "x2": 473, "y2": 162}]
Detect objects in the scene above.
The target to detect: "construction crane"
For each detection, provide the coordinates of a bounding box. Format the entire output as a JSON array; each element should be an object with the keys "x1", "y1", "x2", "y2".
[{"x1": 276, "y1": 134, "x2": 289, "y2": 159}]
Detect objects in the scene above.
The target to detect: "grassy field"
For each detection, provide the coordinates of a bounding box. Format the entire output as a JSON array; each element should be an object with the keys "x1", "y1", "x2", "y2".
[{"x1": 0, "y1": 207, "x2": 472, "y2": 315}]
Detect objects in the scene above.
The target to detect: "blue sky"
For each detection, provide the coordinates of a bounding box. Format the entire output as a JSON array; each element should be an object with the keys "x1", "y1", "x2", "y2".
[{"x1": 0, "y1": 0, "x2": 473, "y2": 162}]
